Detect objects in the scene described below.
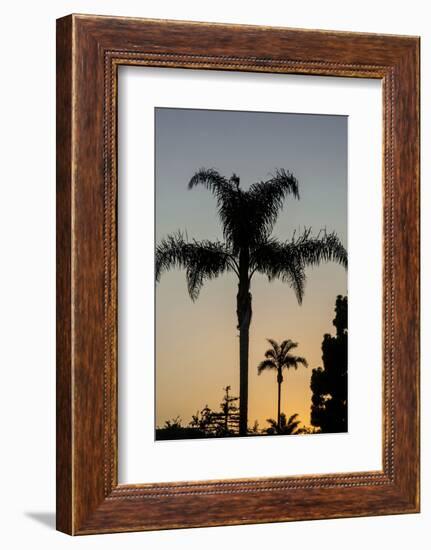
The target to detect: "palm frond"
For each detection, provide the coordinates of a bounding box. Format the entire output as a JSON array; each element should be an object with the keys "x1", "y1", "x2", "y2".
[
  {"x1": 257, "y1": 359, "x2": 277, "y2": 375},
  {"x1": 155, "y1": 232, "x2": 234, "y2": 301},
  {"x1": 267, "y1": 338, "x2": 280, "y2": 355},
  {"x1": 264, "y1": 348, "x2": 277, "y2": 360},
  {"x1": 251, "y1": 228, "x2": 346, "y2": 302},
  {"x1": 188, "y1": 168, "x2": 301, "y2": 254},
  {"x1": 248, "y1": 168, "x2": 299, "y2": 241},
  {"x1": 188, "y1": 168, "x2": 232, "y2": 196},
  {"x1": 294, "y1": 356, "x2": 308, "y2": 367},
  {"x1": 290, "y1": 228, "x2": 347, "y2": 269},
  {"x1": 266, "y1": 420, "x2": 283, "y2": 430},
  {"x1": 266, "y1": 413, "x2": 302, "y2": 435},
  {"x1": 280, "y1": 339, "x2": 297, "y2": 356},
  {"x1": 250, "y1": 240, "x2": 306, "y2": 303},
  {"x1": 188, "y1": 168, "x2": 243, "y2": 251},
  {"x1": 285, "y1": 413, "x2": 301, "y2": 434},
  {"x1": 287, "y1": 413, "x2": 300, "y2": 424},
  {"x1": 284, "y1": 354, "x2": 308, "y2": 370}
]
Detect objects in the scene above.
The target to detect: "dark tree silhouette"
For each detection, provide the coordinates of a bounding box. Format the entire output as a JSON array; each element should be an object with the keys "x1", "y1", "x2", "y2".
[
  {"x1": 249, "y1": 420, "x2": 260, "y2": 434},
  {"x1": 265, "y1": 413, "x2": 303, "y2": 435},
  {"x1": 257, "y1": 339, "x2": 307, "y2": 429},
  {"x1": 156, "y1": 168, "x2": 347, "y2": 435},
  {"x1": 189, "y1": 405, "x2": 214, "y2": 434},
  {"x1": 155, "y1": 386, "x2": 240, "y2": 440},
  {"x1": 219, "y1": 385, "x2": 240, "y2": 435},
  {"x1": 190, "y1": 385, "x2": 240, "y2": 436},
  {"x1": 155, "y1": 416, "x2": 207, "y2": 440},
  {"x1": 310, "y1": 295, "x2": 348, "y2": 433}
]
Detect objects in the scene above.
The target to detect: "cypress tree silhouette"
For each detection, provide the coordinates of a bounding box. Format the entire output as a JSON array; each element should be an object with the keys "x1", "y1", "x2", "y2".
[
  {"x1": 310, "y1": 295, "x2": 348, "y2": 433},
  {"x1": 156, "y1": 168, "x2": 347, "y2": 435}
]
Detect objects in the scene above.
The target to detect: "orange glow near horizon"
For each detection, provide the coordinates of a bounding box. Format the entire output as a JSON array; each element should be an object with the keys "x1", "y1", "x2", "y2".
[{"x1": 155, "y1": 264, "x2": 346, "y2": 431}]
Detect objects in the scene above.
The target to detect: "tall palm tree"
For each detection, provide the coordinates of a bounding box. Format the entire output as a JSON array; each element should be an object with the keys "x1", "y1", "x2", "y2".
[
  {"x1": 266, "y1": 413, "x2": 302, "y2": 435},
  {"x1": 156, "y1": 168, "x2": 347, "y2": 435},
  {"x1": 258, "y1": 339, "x2": 308, "y2": 429}
]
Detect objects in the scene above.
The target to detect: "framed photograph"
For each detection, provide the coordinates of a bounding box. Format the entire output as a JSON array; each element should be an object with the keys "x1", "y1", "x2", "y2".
[{"x1": 56, "y1": 14, "x2": 420, "y2": 534}]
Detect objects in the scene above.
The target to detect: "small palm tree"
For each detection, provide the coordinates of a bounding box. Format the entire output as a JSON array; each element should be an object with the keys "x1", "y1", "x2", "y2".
[
  {"x1": 156, "y1": 168, "x2": 347, "y2": 435},
  {"x1": 266, "y1": 413, "x2": 302, "y2": 435},
  {"x1": 258, "y1": 339, "x2": 308, "y2": 429}
]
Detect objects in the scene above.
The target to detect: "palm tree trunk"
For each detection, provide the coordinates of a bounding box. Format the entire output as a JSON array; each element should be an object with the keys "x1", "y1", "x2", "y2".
[
  {"x1": 277, "y1": 380, "x2": 281, "y2": 430},
  {"x1": 237, "y1": 249, "x2": 251, "y2": 436},
  {"x1": 277, "y1": 369, "x2": 283, "y2": 431}
]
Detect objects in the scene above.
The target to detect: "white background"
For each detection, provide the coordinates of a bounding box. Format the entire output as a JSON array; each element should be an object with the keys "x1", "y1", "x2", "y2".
[
  {"x1": 0, "y1": 1, "x2": 428, "y2": 548},
  {"x1": 118, "y1": 68, "x2": 382, "y2": 483}
]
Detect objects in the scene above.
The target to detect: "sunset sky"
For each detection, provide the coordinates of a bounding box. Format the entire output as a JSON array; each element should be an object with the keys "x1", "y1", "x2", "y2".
[{"x1": 155, "y1": 107, "x2": 347, "y2": 432}]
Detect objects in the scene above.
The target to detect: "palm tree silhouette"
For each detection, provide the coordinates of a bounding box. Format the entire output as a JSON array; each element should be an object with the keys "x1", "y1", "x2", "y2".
[
  {"x1": 258, "y1": 338, "x2": 308, "y2": 430},
  {"x1": 156, "y1": 168, "x2": 347, "y2": 435},
  {"x1": 266, "y1": 413, "x2": 303, "y2": 435}
]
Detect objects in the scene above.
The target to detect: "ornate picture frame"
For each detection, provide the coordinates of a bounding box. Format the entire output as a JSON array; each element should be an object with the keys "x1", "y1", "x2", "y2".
[{"x1": 56, "y1": 14, "x2": 420, "y2": 534}]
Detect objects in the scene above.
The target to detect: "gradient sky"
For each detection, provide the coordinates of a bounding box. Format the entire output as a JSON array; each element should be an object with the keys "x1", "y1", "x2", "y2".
[{"x1": 155, "y1": 107, "x2": 347, "y2": 432}]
